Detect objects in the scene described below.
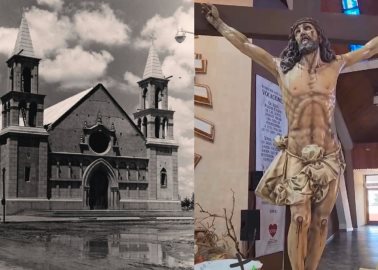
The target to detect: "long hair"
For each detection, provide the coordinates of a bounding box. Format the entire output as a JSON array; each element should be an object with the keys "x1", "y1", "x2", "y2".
[{"x1": 280, "y1": 18, "x2": 336, "y2": 74}]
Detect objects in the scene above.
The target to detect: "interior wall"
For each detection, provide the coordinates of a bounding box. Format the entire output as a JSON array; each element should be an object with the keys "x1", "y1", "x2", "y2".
[
  {"x1": 353, "y1": 143, "x2": 378, "y2": 169},
  {"x1": 194, "y1": 36, "x2": 251, "y2": 253},
  {"x1": 194, "y1": 0, "x2": 252, "y2": 7},
  {"x1": 321, "y1": 0, "x2": 342, "y2": 13},
  {"x1": 253, "y1": 0, "x2": 287, "y2": 9},
  {"x1": 359, "y1": 0, "x2": 378, "y2": 15}
]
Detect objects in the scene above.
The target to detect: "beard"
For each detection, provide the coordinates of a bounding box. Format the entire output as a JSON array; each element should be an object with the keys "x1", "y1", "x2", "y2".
[{"x1": 299, "y1": 39, "x2": 319, "y2": 55}]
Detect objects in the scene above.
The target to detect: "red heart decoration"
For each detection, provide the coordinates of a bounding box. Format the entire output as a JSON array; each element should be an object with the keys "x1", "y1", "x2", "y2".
[{"x1": 269, "y1": 224, "x2": 277, "y2": 237}]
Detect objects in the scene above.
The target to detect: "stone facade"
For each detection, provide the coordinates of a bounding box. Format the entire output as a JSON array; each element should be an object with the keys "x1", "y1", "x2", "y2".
[{"x1": 0, "y1": 16, "x2": 180, "y2": 214}]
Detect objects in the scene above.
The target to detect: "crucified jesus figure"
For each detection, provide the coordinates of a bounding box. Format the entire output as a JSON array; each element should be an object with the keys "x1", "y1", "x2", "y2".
[{"x1": 202, "y1": 3, "x2": 378, "y2": 270}]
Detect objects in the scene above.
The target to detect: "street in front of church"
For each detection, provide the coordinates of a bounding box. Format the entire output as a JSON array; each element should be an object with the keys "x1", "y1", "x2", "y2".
[{"x1": 0, "y1": 220, "x2": 193, "y2": 270}]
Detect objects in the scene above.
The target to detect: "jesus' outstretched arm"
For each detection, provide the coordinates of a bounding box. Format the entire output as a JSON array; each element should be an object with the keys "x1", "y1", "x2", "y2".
[
  {"x1": 202, "y1": 3, "x2": 278, "y2": 78},
  {"x1": 341, "y1": 36, "x2": 378, "y2": 68}
]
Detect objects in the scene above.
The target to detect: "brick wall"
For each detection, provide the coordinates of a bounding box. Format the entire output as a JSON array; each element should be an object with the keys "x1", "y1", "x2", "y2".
[
  {"x1": 17, "y1": 137, "x2": 39, "y2": 197},
  {"x1": 48, "y1": 87, "x2": 147, "y2": 158}
]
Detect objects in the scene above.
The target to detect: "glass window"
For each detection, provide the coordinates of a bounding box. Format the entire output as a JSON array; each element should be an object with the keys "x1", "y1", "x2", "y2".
[
  {"x1": 349, "y1": 44, "x2": 363, "y2": 51},
  {"x1": 342, "y1": 0, "x2": 359, "y2": 10}
]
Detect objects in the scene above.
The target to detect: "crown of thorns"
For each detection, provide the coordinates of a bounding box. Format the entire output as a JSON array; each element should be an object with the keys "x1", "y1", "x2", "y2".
[{"x1": 290, "y1": 17, "x2": 322, "y2": 35}]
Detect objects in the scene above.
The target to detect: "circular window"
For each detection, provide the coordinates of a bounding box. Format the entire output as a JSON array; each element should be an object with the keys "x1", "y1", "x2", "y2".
[{"x1": 89, "y1": 131, "x2": 110, "y2": 154}]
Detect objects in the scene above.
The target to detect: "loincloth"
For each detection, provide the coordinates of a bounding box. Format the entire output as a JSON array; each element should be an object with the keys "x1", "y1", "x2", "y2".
[{"x1": 255, "y1": 136, "x2": 346, "y2": 206}]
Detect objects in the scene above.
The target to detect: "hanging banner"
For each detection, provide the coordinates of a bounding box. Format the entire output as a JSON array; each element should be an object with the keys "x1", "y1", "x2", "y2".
[
  {"x1": 255, "y1": 75, "x2": 287, "y2": 257},
  {"x1": 255, "y1": 75, "x2": 287, "y2": 171}
]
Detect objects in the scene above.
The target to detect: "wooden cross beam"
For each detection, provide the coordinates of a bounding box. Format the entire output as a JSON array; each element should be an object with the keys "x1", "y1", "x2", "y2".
[{"x1": 195, "y1": 0, "x2": 378, "y2": 43}]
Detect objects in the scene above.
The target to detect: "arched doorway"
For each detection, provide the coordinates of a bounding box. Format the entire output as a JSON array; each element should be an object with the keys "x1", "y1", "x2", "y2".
[
  {"x1": 83, "y1": 159, "x2": 119, "y2": 210},
  {"x1": 89, "y1": 169, "x2": 108, "y2": 209}
]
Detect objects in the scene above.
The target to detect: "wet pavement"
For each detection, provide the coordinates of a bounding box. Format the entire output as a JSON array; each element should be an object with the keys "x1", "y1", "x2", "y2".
[{"x1": 0, "y1": 221, "x2": 194, "y2": 270}]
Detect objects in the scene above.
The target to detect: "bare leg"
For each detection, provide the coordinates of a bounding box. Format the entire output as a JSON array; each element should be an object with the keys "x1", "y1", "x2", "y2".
[
  {"x1": 305, "y1": 179, "x2": 339, "y2": 270},
  {"x1": 288, "y1": 200, "x2": 311, "y2": 270}
]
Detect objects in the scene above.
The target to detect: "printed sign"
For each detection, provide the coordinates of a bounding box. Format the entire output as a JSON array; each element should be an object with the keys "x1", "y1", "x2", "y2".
[
  {"x1": 255, "y1": 197, "x2": 286, "y2": 257},
  {"x1": 255, "y1": 74, "x2": 287, "y2": 171}
]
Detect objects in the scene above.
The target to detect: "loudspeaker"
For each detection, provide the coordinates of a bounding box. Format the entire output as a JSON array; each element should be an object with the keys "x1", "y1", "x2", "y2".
[{"x1": 240, "y1": 209, "x2": 260, "y2": 241}]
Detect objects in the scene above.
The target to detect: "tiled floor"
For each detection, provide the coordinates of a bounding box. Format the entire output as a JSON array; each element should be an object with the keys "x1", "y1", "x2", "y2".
[{"x1": 318, "y1": 226, "x2": 378, "y2": 270}]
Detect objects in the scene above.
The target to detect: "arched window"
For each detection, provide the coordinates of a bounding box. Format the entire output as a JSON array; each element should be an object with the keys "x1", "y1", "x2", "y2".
[
  {"x1": 143, "y1": 88, "x2": 148, "y2": 109},
  {"x1": 162, "y1": 118, "x2": 168, "y2": 139},
  {"x1": 155, "y1": 88, "x2": 163, "y2": 109},
  {"x1": 18, "y1": 100, "x2": 27, "y2": 126},
  {"x1": 10, "y1": 67, "x2": 14, "y2": 91},
  {"x1": 137, "y1": 118, "x2": 141, "y2": 129},
  {"x1": 29, "y1": 102, "x2": 37, "y2": 127},
  {"x1": 126, "y1": 165, "x2": 130, "y2": 181},
  {"x1": 160, "y1": 168, "x2": 167, "y2": 188},
  {"x1": 22, "y1": 67, "x2": 31, "y2": 93},
  {"x1": 6, "y1": 102, "x2": 10, "y2": 126},
  {"x1": 142, "y1": 117, "x2": 148, "y2": 137},
  {"x1": 2, "y1": 103, "x2": 7, "y2": 128},
  {"x1": 155, "y1": 116, "x2": 160, "y2": 138}
]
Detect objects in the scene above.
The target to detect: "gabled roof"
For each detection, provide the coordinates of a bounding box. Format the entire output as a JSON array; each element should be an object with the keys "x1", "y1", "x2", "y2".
[
  {"x1": 43, "y1": 83, "x2": 145, "y2": 138},
  {"x1": 12, "y1": 13, "x2": 36, "y2": 58},
  {"x1": 142, "y1": 44, "x2": 164, "y2": 79},
  {"x1": 44, "y1": 86, "x2": 93, "y2": 126}
]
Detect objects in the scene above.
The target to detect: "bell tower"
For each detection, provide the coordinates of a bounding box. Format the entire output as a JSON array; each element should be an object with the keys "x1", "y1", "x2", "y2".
[
  {"x1": 133, "y1": 43, "x2": 179, "y2": 203},
  {"x1": 134, "y1": 44, "x2": 173, "y2": 139},
  {"x1": 0, "y1": 14, "x2": 49, "y2": 202},
  {"x1": 2, "y1": 13, "x2": 45, "y2": 128}
]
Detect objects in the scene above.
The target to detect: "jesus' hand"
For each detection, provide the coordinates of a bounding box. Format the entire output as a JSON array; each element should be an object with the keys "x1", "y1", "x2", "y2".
[{"x1": 201, "y1": 3, "x2": 221, "y2": 29}]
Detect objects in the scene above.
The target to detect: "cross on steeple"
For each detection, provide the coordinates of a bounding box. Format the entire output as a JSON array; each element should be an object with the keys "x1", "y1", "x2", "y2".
[
  {"x1": 149, "y1": 33, "x2": 156, "y2": 44},
  {"x1": 195, "y1": 0, "x2": 378, "y2": 43}
]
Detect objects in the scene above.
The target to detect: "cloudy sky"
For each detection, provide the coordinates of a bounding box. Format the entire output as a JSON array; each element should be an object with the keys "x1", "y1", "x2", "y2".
[{"x1": 0, "y1": 0, "x2": 194, "y2": 198}]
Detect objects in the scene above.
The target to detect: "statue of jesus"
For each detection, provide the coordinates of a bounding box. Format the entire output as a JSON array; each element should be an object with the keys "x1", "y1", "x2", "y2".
[{"x1": 202, "y1": 3, "x2": 378, "y2": 270}]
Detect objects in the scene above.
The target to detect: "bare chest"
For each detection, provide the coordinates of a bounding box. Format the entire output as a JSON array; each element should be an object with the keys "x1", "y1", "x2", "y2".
[{"x1": 279, "y1": 64, "x2": 339, "y2": 98}]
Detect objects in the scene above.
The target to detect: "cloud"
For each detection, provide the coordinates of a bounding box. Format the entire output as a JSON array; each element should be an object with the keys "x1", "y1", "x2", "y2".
[
  {"x1": 24, "y1": 3, "x2": 130, "y2": 58},
  {"x1": 120, "y1": 71, "x2": 141, "y2": 95},
  {"x1": 124, "y1": 71, "x2": 141, "y2": 88},
  {"x1": 179, "y1": 164, "x2": 194, "y2": 199},
  {"x1": 134, "y1": 6, "x2": 194, "y2": 95},
  {"x1": 25, "y1": 7, "x2": 74, "y2": 58},
  {"x1": 73, "y1": 3, "x2": 131, "y2": 46},
  {"x1": 40, "y1": 46, "x2": 114, "y2": 89},
  {"x1": 37, "y1": 0, "x2": 64, "y2": 11},
  {"x1": 162, "y1": 55, "x2": 193, "y2": 93},
  {"x1": 169, "y1": 96, "x2": 193, "y2": 138},
  {"x1": 0, "y1": 27, "x2": 18, "y2": 56},
  {"x1": 169, "y1": 97, "x2": 194, "y2": 198}
]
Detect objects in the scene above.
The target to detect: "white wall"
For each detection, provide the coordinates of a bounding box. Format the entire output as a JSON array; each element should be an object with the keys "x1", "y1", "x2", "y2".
[{"x1": 195, "y1": 36, "x2": 252, "y2": 253}]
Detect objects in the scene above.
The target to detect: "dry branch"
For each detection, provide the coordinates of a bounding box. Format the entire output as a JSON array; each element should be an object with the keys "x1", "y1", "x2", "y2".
[{"x1": 195, "y1": 189, "x2": 247, "y2": 259}]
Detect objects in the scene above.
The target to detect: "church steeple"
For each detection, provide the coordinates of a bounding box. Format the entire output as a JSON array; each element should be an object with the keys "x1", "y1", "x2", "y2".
[
  {"x1": 142, "y1": 43, "x2": 164, "y2": 80},
  {"x1": 134, "y1": 44, "x2": 174, "y2": 140},
  {"x1": 12, "y1": 13, "x2": 36, "y2": 58},
  {"x1": 1, "y1": 14, "x2": 44, "y2": 129}
]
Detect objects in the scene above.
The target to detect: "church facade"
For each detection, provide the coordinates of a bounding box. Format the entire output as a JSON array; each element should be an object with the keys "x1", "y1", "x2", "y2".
[{"x1": 0, "y1": 16, "x2": 180, "y2": 214}]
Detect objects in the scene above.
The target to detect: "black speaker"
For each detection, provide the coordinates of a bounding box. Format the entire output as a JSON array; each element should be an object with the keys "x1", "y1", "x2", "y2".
[
  {"x1": 250, "y1": 171, "x2": 264, "y2": 191},
  {"x1": 240, "y1": 210, "x2": 260, "y2": 241}
]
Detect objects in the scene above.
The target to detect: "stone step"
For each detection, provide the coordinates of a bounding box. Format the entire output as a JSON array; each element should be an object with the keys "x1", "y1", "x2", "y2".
[{"x1": 22, "y1": 209, "x2": 193, "y2": 218}]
